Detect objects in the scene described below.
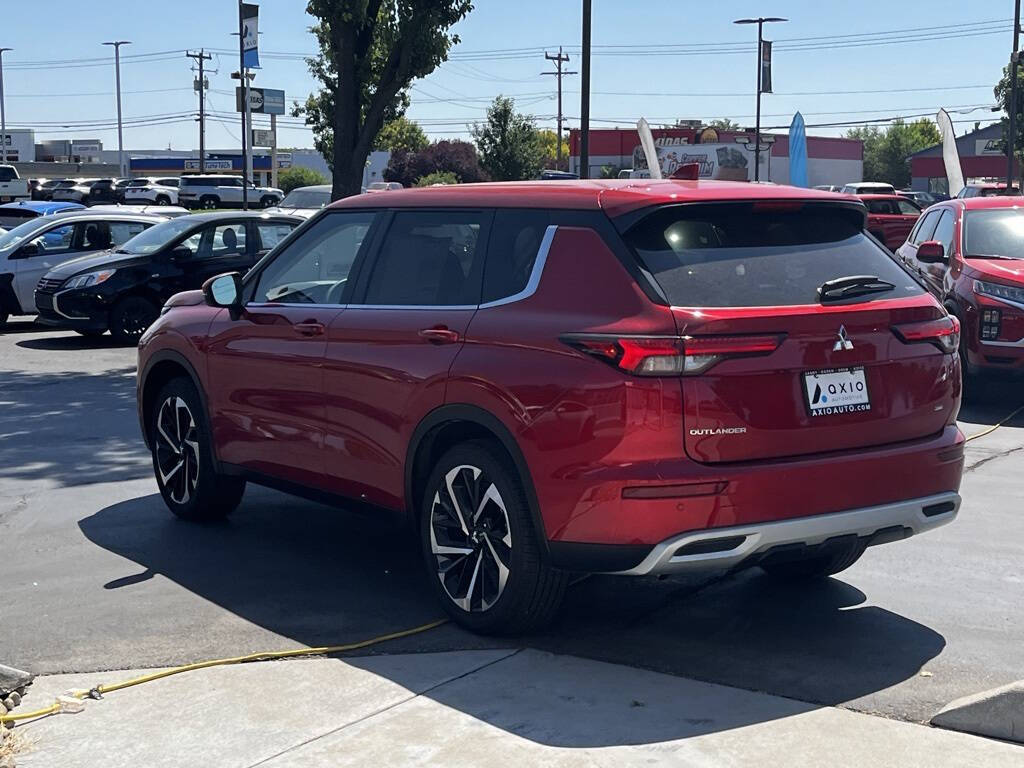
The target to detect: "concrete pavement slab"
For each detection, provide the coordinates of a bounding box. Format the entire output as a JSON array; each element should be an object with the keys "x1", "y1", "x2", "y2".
[
  {"x1": 13, "y1": 651, "x2": 1024, "y2": 768},
  {"x1": 932, "y1": 679, "x2": 1024, "y2": 744}
]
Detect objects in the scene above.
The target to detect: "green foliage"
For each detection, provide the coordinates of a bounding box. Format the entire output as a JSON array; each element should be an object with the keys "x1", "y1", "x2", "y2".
[
  {"x1": 296, "y1": 0, "x2": 473, "y2": 198},
  {"x1": 277, "y1": 166, "x2": 328, "y2": 193},
  {"x1": 538, "y1": 129, "x2": 569, "y2": 170},
  {"x1": 845, "y1": 119, "x2": 941, "y2": 188},
  {"x1": 471, "y1": 96, "x2": 546, "y2": 181},
  {"x1": 374, "y1": 116, "x2": 429, "y2": 152},
  {"x1": 416, "y1": 171, "x2": 459, "y2": 186},
  {"x1": 600, "y1": 164, "x2": 621, "y2": 179},
  {"x1": 994, "y1": 63, "x2": 1024, "y2": 162}
]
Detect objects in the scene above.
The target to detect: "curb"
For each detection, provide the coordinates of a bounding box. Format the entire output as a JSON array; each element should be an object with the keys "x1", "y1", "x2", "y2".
[{"x1": 931, "y1": 680, "x2": 1024, "y2": 744}]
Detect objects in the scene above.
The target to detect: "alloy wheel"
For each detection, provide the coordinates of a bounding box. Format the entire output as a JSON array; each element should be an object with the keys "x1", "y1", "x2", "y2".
[
  {"x1": 429, "y1": 464, "x2": 512, "y2": 612},
  {"x1": 154, "y1": 396, "x2": 200, "y2": 504}
]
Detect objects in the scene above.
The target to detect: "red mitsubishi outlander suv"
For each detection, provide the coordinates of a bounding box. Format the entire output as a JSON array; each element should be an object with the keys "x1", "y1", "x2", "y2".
[
  {"x1": 137, "y1": 180, "x2": 965, "y2": 634},
  {"x1": 896, "y1": 196, "x2": 1024, "y2": 380}
]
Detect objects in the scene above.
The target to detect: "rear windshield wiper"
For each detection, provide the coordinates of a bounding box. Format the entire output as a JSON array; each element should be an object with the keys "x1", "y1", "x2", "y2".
[{"x1": 818, "y1": 275, "x2": 895, "y2": 302}]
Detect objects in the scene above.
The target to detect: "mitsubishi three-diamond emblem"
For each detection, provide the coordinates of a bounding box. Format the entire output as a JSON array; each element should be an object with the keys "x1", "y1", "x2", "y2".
[{"x1": 833, "y1": 325, "x2": 854, "y2": 352}]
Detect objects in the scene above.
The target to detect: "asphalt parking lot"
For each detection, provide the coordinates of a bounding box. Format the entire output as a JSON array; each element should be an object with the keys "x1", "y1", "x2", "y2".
[{"x1": 2, "y1": 321, "x2": 1023, "y2": 728}]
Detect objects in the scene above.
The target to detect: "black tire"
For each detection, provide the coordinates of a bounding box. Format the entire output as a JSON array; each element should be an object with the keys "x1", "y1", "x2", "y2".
[
  {"x1": 200, "y1": 195, "x2": 219, "y2": 210},
  {"x1": 155, "y1": 195, "x2": 171, "y2": 206},
  {"x1": 419, "y1": 439, "x2": 568, "y2": 634},
  {"x1": 151, "y1": 376, "x2": 245, "y2": 521},
  {"x1": 109, "y1": 296, "x2": 159, "y2": 345},
  {"x1": 75, "y1": 329, "x2": 106, "y2": 338},
  {"x1": 260, "y1": 195, "x2": 276, "y2": 209},
  {"x1": 760, "y1": 540, "x2": 867, "y2": 580}
]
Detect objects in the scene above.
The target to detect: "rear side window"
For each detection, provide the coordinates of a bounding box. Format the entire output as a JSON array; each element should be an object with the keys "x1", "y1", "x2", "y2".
[
  {"x1": 623, "y1": 203, "x2": 923, "y2": 308},
  {"x1": 110, "y1": 221, "x2": 150, "y2": 245},
  {"x1": 866, "y1": 200, "x2": 897, "y2": 215},
  {"x1": 361, "y1": 210, "x2": 486, "y2": 306},
  {"x1": 482, "y1": 209, "x2": 550, "y2": 303}
]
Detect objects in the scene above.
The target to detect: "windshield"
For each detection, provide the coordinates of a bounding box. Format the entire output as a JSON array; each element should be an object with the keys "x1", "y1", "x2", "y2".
[
  {"x1": 117, "y1": 217, "x2": 198, "y2": 255},
  {"x1": 964, "y1": 208, "x2": 1024, "y2": 259},
  {"x1": 0, "y1": 217, "x2": 53, "y2": 251},
  {"x1": 280, "y1": 188, "x2": 330, "y2": 208}
]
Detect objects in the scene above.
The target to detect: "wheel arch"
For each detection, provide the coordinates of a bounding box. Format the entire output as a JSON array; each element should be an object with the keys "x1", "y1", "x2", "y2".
[
  {"x1": 138, "y1": 349, "x2": 212, "y2": 455},
  {"x1": 405, "y1": 404, "x2": 550, "y2": 558}
]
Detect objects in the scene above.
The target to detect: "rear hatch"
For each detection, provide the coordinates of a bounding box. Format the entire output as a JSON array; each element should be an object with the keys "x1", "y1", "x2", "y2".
[{"x1": 620, "y1": 200, "x2": 959, "y2": 463}]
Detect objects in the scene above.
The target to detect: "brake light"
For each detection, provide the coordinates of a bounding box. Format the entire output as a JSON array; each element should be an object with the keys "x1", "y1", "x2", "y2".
[
  {"x1": 563, "y1": 334, "x2": 783, "y2": 376},
  {"x1": 892, "y1": 315, "x2": 960, "y2": 354}
]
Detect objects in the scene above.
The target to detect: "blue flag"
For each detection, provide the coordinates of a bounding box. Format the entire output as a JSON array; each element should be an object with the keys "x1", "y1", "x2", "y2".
[
  {"x1": 242, "y1": 3, "x2": 260, "y2": 69},
  {"x1": 789, "y1": 112, "x2": 808, "y2": 188}
]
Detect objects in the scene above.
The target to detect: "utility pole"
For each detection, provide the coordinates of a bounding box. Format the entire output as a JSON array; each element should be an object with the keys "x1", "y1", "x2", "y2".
[
  {"x1": 542, "y1": 47, "x2": 576, "y2": 168},
  {"x1": 0, "y1": 49, "x2": 10, "y2": 164},
  {"x1": 1008, "y1": 0, "x2": 1021, "y2": 190},
  {"x1": 237, "y1": 0, "x2": 249, "y2": 210},
  {"x1": 186, "y1": 49, "x2": 212, "y2": 173},
  {"x1": 103, "y1": 41, "x2": 131, "y2": 177},
  {"x1": 734, "y1": 16, "x2": 785, "y2": 182},
  {"x1": 579, "y1": 0, "x2": 592, "y2": 178}
]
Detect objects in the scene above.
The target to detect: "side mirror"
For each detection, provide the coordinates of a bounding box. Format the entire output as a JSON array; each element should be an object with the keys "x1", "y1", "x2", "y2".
[
  {"x1": 13, "y1": 243, "x2": 39, "y2": 259},
  {"x1": 916, "y1": 240, "x2": 947, "y2": 264},
  {"x1": 203, "y1": 272, "x2": 243, "y2": 309}
]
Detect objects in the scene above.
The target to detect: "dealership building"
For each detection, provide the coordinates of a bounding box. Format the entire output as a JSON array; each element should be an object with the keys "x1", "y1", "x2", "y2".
[
  {"x1": 568, "y1": 126, "x2": 864, "y2": 187},
  {"x1": 909, "y1": 123, "x2": 1016, "y2": 194}
]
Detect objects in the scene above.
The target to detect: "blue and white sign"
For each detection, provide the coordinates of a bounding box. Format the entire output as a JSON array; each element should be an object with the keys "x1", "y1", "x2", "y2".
[{"x1": 242, "y1": 2, "x2": 260, "y2": 69}]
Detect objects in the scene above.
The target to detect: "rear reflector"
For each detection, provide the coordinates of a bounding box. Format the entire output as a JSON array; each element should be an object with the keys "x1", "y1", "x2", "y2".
[
  {"x1": 892, "y1": 315, "x2": 959, "y2": 354},
  {"x1": 563, "y1": 334, "x2": 783, "y2": 376},
  {"x1": 622, "y1": 481, "x2": 727, "y2": 499}
]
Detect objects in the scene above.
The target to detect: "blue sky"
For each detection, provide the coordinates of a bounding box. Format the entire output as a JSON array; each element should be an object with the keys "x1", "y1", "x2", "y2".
[{"x1": 0, "y1": 0, "x2": 1013, "y2": 152}]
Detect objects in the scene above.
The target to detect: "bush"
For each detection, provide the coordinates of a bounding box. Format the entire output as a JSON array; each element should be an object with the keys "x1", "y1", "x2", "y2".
[
  {"x1": 416, "y1": 171, "x2": 459, "y2": 186},
  {"x1": 385, "y1": 140, "x2": 487, "y2": 187},
  {"x1": 277, "y1": 166, "x2": 328, "y2": 193}
]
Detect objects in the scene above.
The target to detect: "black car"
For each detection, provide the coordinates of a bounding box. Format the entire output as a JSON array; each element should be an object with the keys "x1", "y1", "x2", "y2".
[{"x1": 35, "y1": 211, "x2": 302, "y2": 343}]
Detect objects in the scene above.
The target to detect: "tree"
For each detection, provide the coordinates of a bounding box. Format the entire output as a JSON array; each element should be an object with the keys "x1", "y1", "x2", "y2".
[
  {"x1": 471, "y1": 96, "x2": 546, "y2": 181},
  {"x1": 538, "y1": 129, "x2": 569, "y2": 170},
  {"x1": 416, "y1": 171, "x2": 459, "y2": 186},
  {"x1": 706, "y1": 118, "x2": 741, "y2": 131},
  {"x1": 374, "y1": 116, "x2": 429, "y2": 152},
  {"x1": 277, "y1": 166, "x2": 328, "y2": 193},
  {"x1": 296, "y1": 0, "x2": 473, "y2": 200},
  {"x1": 845, "y1": 119, "x2": 941, "y2": 187},
  {"x1": 994, "y1": 63, "x2": 1024, "y2": 170},
  {"x1": 384, "y1": 139, "x2": 487, "y2": 186}
]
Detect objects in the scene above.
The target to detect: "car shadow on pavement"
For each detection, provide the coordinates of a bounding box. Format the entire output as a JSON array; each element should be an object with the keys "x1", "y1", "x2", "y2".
[
  {"x1": 79, "y1": 486, "x2": 947, "y2": 748},
  {"x1": 959, "y1": 376, "x2": 1024, "y2": 426},
  {"x1": 0, "y1": 320, "x2": 52, "y2": 335},
  {"x1": 17, "y1": 334, "x2": 125, "y2": 351},
  {"x1": 0, "y1": 367, "x2": 150, "y2": 487}
]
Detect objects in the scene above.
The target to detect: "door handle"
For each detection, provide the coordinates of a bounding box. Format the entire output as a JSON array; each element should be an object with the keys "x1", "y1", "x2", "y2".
[
  {"x1": 418, "y1": 326, "x2": 460, "y2": 344},
  {"x1": 293, "y1": 320, "x2": 326, "y2": 336}
]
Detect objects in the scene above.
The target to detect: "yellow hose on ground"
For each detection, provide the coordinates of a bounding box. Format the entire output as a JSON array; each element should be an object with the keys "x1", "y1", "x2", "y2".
[
  {"x1": 964, "y1": 403, "x2": 1024, "y2": 442},
  {"x1": 1, "y1": 618, "x2": 447, "y2": 725}
]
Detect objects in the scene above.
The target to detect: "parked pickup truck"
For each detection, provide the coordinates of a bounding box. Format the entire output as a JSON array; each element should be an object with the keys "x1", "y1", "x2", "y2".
[{"x1": 0, "y1": 166, "x2": 30, "y2": 203}]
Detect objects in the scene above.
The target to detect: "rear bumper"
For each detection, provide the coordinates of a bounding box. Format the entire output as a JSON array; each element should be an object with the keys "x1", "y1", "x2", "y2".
[{"x1": 613, "y1": 491, "x2": 959, "y2": 575}]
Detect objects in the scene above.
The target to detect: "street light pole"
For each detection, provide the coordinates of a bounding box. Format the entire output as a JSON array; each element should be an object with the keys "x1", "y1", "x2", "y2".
[
  {"x1": 579, "y1": 0, "x2": 591, "y2": 179},
  {"x1": 734, "y1": 16, "x2": 786, "y2": 182},
  {"x1": 1008, "y1": 0, "x2": 1021, "y2": 189},
  {"x1": 0, "y1": 49, "x2": 11, "y2": 164},
  {"x1": 103, "y1": 41, "x2": 131, "y2": 177}
]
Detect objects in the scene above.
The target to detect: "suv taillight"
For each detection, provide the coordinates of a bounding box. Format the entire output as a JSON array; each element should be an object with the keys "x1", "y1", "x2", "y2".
[
  {"x1": 892, "y1": 315, "x2": 960, "y2": 354},
  {"x1": 562, "y1": 334, "x2": 783, "y2": 376}
]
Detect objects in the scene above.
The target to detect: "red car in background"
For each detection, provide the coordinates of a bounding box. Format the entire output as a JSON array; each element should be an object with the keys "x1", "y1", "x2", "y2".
[
  {"x1": 898, "y1": 196, "x2": 1024, "y2": 380},
  {"x1": 860, "y1": 194, "x2": 922, "y2": 251},
  {"x1": 137, "y1": 179, "x2": 964, "y2": 633}
]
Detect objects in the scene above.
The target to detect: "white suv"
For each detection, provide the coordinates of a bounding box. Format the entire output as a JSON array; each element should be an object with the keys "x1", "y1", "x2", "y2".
[
  {"x1": 123, "y1": 177, "x2": 180, "y2": 206},
  {"x1": 177, "y1": 175, "x2": 283, "y2": 210}
]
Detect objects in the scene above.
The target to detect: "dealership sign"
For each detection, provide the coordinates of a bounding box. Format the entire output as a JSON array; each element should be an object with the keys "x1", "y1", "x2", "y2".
[
  {"x1": 185, "y1": 159, "x2": 233, "y2": 170},
  {"x1": 235, "y1": 86, "x2": 285, "y2": 115},
  {"x1": 976, "y1": 138, "x2": 1003, "y2": 156},
  {"x1": 631, "y1": 139, "x2": 756, "y2": 181}
]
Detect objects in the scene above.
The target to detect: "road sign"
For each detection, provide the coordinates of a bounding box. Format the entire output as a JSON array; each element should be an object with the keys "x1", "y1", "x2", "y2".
[
  {"x1": 236, "y1": 87, "x2": 285, "y2": 115},
  {"x1": 252, "y1": 128, "x2": 275, "y2": 147}
]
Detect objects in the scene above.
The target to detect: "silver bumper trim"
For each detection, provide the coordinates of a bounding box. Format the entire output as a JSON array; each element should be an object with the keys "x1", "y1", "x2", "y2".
[{"x1": 615, "y1": 492, "x2": 961, "y2": 576}]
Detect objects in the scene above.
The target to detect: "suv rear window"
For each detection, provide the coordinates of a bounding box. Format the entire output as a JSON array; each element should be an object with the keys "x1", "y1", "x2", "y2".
[{"x1": 623, "y1": 202, "x2": 924, "y2": 307}]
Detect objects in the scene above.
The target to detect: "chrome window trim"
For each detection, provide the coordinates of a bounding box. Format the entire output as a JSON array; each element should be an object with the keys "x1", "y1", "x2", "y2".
[{"x1": 478, "y1": 224, "x2": 558, "y2": 309}]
